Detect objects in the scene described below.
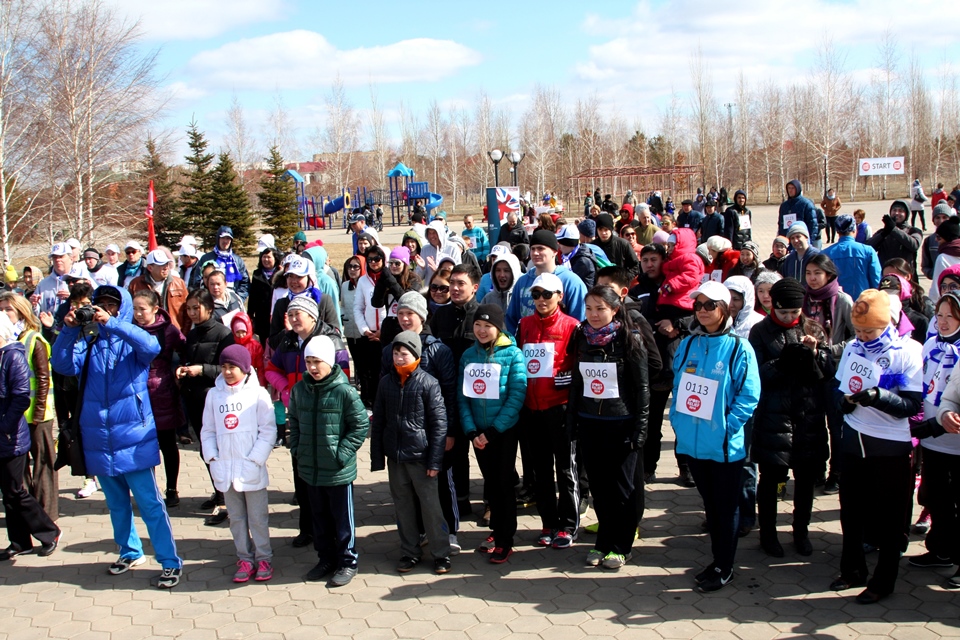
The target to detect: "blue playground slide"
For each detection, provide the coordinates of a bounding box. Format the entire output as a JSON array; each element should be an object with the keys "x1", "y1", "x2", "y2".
[
  {"x1": 425, "y1": 192, "x2": 443, "y2": 211},
  {"x1": 323, "y1": 194, "x2": 350, "y2": 215}
]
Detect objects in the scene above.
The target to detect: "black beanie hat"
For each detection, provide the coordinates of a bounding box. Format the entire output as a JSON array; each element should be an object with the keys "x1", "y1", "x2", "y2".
[
  {"x1": 938, "y1": 217, "x2": 960, "y2": 243},
  {"x1": 530, "y1": 229, "x2": 559, "y2": 252},
  {"x1": 473, "y1": 303, "x2": 506, "y2": 333},
  {"x1": 770, "y1": 277, "x2": 806, "y2": 310},
  {"x1": 595, "y1": 213, "x2": 615, "y2": 231}
]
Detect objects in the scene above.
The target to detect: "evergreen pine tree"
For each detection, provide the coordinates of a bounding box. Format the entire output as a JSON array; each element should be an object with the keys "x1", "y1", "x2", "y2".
[
  {"x1": 180, "y1": 120, "x2": 216, "y2": 246},
  {"x1": 257, "y1": 146, "x2": 300, "y2": 249},
  {"x1": 209, "y1": 152, "x2": 255, "y2": 253},
  {"x1": 142, "y1": 137, "x2": 182, "y2": 247}
]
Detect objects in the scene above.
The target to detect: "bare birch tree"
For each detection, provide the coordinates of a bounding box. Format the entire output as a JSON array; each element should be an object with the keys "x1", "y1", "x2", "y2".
[
  {"x1": 319, "y1": 75, "x2": 359, "y2": 193},
  {"x1": 224, "y1": 93, "x2": 257, "y2": 194},
  {"x1": 423, "y1": 99, "x2": 444, "y2": 188},
  {"x1": 367, "y1": 83, "x2": 388, "y2": 189},
  {"x1": 689, "y1": 45, "x2": 714, "y2": 189}
]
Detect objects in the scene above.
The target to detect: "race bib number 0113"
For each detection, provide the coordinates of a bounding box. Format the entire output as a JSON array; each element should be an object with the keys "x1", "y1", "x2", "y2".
[
  {"x1": 463, "y1": 363, "x2": 501, "y2": 399},
  {"x1": 676, "y1": 372, "x2": 719, "y2": 419}
]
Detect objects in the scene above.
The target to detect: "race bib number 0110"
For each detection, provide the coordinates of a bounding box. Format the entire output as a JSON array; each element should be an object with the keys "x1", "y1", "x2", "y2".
[
  {"x1": 676, "y1": 372, "x2": 719, "y2": 419},
  {"x1": 839, "y1": 354, "x2": 875, "y2": 394},
  {"x1": 579, "y1": 362, "x2": 619, "y2": 399},
  {"x1": 463, "y1": 363, "x2": 501, "y2": 399}
]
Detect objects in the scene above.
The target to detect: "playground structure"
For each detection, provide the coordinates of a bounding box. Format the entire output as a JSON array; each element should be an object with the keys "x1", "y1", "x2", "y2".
[{"x1": 293, "y1": 162, "x2": 443, "y2": 231}]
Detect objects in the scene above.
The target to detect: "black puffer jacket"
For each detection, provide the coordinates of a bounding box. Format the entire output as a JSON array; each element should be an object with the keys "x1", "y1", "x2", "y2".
[
  {"x1": 748, "y1": 316, "x2": 833, "y2": 468},
  {"x1": 379, "y1": 328, "x2": 459, "y2": 435},
  {"x1": 370, "y1": 366, "x2": 447, "y2": 471},
  {"x1": 249, "y1": 266, "x2": 278, "y2": 345},
  {"x1": 566, "y1": 325, "x2": 650, "y2": 443},
  {"x1": 429, "y1": 298, "x2": 478, "y2": 363},
  {"x1": 180, "y1": 318, "x2": 234, "y2": 403},
  {"x1": 568, "y1": 244, "x2": 598, "y2": 289}
]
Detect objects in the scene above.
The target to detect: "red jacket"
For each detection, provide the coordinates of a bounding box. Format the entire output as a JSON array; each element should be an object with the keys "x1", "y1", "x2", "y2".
[
  {"x1": 710, "y1": 249, "x2": 741, "y2": 282},
  {"x1": 658, "y1": 227, "x2": 704, "y2": 311},
  {"x1": 230, "y1": 312, "x2": 266, "y2": 388},
  {"x1": 932, "y1": 189, "x2": 949, "y2": 209},
  {"x1": 517, "y1": 308, "x2": 579, "y2": 410}
]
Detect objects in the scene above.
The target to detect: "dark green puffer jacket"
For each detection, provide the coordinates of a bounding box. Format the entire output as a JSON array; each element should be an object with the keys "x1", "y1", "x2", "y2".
[{"x1": 288, "y1": 365, "x2": 369, "y2": 486}]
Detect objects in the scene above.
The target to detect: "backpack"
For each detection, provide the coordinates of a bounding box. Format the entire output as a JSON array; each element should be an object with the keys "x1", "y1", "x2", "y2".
[
  {"x1": 815, "y1": 207, "x2": 826, "y2": 238},
  {"x1": 580, "y1": 243, "x2": 615, "y2": 270}
]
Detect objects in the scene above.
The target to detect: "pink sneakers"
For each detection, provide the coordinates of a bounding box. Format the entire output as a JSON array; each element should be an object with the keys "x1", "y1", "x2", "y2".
[
  {"x1": 233, "y1": 560, "x2": 254, "y2": 583},
  {"x1": 255, "y1": 560, "x2": 274, "y2": 582}
]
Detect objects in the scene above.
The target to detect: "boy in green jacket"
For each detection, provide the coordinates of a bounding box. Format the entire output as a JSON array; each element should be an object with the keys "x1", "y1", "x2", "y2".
[{"x1": 288, "y1": 335, "x2": 369, "y2": 587}]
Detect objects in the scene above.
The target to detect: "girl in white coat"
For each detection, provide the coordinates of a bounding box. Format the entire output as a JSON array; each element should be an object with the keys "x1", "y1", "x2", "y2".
[{"x1": 201, "y1": 344, "x2": 277, "y2": 583}]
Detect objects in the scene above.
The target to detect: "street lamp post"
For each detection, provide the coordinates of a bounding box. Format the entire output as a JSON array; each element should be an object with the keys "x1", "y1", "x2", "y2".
[
  {"x1": 488, "y1": 149, "x2": 504, "y2": 187},
  {"x1": 509, "y1": 151, "x2": 525, "y2": 187}
]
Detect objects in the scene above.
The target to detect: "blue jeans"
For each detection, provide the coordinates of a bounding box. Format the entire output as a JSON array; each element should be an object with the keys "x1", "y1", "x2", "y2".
[{"x1": 98, "y1": 468, "x2": 182, "y2": 570}]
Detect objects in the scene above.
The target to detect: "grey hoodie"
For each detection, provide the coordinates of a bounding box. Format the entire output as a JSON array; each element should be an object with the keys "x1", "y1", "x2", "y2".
[{"x1": 481, "y1": 254, "x2": 522, "y2": 313}]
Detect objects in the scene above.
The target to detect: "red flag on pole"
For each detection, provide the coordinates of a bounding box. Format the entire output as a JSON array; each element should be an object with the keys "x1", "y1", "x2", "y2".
[{"x1": 145, "y1": 179, "x2": 157, "y2": 251}]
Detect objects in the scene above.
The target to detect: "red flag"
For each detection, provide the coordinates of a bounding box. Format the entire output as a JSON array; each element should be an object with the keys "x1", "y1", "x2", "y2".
[{"x1": 145, "y1": 180, "x2": 157, "y2": 251}]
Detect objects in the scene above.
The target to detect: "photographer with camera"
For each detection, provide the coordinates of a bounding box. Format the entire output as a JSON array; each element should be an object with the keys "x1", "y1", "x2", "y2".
[{"x1": 52, "y1": 285, "x2": 183, "y2": 589}]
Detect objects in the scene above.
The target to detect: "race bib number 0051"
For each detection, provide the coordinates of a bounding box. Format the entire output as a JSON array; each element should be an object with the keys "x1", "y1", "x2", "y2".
[{"x1": 839, "y1": 354, "x2": 875, "y2": 394}]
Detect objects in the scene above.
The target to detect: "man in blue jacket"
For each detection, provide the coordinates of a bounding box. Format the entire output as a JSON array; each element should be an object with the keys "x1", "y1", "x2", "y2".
[
  {"x1": 52, "y1": 286, "x2": 183, "y2": 588},
  {"x1": 777, "y1": 180, "x2": 818, "y2": 243},
  {"x1": 821, "y1": 214, "x2": 882, "y2": 300},
  {"x1": 505, "y1": 230, "x2": 587, "y2": 335}
]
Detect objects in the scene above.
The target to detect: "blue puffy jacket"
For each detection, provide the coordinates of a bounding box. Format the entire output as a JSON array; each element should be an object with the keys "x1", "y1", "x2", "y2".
[
  {"x1": 51, "y1": 287, "x2": 161, "y2": 477},
  {"x1": 0, "y1": 341, "x2": 31, "y2": 458},
  {"x1": 669, "y1": 325, "x2": 761, "y2": 463},
  {"x1": 458, "y1": 333, "x2": 527, "y2": 437},
  {"x1": 778, "y1": 179, "x2": 818, "y2": 239}
]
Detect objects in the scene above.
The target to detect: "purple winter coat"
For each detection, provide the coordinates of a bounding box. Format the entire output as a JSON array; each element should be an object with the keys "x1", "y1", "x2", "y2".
[{"x1": 140, "y1": 308, "x2": 186, "y2": 432}]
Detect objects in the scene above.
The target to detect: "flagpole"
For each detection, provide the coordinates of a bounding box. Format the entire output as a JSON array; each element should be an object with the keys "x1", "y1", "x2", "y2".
[{"x1": 146, "y1": 179, "x2": 157, "y2": 251}]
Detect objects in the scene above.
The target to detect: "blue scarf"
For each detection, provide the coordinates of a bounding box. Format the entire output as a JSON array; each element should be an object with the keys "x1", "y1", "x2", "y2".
[
  {"x1": 854, "y1": 325, "x2": 907, "y2": 390},
  {"x1": 214, "y1": 247, "x2": 241, "y2": 284},
  {"x1": 288, "y1": 286, "x2": 322, "y2": 306}
]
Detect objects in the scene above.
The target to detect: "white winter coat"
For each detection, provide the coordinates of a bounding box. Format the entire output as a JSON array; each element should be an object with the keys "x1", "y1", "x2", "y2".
[
  {"x1": 201, "y1": 374, "x2": 277, "y2": 493},
  {"x1": 353, "y1": 272, "x2": 386, "y2": 336}
]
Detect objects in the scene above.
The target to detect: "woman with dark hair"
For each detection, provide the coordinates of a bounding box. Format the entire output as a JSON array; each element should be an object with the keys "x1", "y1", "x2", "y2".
[
  {"x1": 879, "y1": 273, "x2": 928, "y2": 344},
  {"x1": 802, "y1": 253, "x2": 854, "y2": 349},
  {"x1": 177, "y1": 288, "x2": 234, "y2": 523},
  {"x1": 537, "y1": 213, "x2": 556, "y2": 233},
  {"x1": 205, "y1": 268, "x2": 244, "y2": 324},
  {"x1": 353, "y1": 245, "x2": 388, "y2": 406},
  {"x1": 132, "y1": 289, "x2": 186, "y2": 508},
  {"x1": 669, "y1": 280, "x2": 761, "y2": 592},
  {"x1": 883, "y1": 257, "x2": 935, "y2": 321},
  {"x1": 373, "y1": 247, "x2": 424, "y2": 345},
  {"x1": 568, "y1": 285, "x2": 650, "y2": 571},
  {"x1": 249, "y1": 248, "x2": 283, "y2": 345},
  {"x1": 750, "y1": 278, "x2": 833, "y2": 558},
  {"x1": 341, "y1": 255, "x2": 366, "y2": 376}
]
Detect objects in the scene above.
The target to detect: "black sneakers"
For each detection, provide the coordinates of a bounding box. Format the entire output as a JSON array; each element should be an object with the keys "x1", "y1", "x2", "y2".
[
  {"x1": 908, "y1": 552, "x2": 953, "y2": 568},
  {"x1": 696, "y1": 566, "x2": 734, "y2": 593}
]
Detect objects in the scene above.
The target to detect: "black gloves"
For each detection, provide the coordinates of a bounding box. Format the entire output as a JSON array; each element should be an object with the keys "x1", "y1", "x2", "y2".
[
  {"x1": 881, "y1": 214, "x2": 896, "y2": 234},
  {"x1": 911, "y1": 418, "x2": 946, "y2": 440},
  {"x1": 630, "y1": 430, "x2": 645, "y2": 451},
  {"x1": 775, "y1": 343, "x2": 819, "y2": 377},
  {"x1": 848, "y1": 387, "x2": 880, "y2": 407}
]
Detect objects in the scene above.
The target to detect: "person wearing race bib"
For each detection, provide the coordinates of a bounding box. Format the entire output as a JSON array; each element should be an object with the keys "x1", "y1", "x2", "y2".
[
  {"x1": 516, "y1": 273, "x2": 581, "y2": 550},
  {"x1": 457, "y1": 304, "x2": 527, "y2": 564},
  {"x1": 568, "y1": 286, "x2": 650, "y2": 571},
  {"x1": 669, "y1": 280, "x2": 760, "y2": 593},
  {"x1": 909, "y1": 292, "x2": 960, "y2": 588},
  {"x1": 749, "y1": 278, "x2": 834, "y2": 559},
  {"x1": 831, "y1": 290, "x2": 923, "y2": 604},
  {"x1": 200, "y1": 345, "x2": 277, "y2": 583}
]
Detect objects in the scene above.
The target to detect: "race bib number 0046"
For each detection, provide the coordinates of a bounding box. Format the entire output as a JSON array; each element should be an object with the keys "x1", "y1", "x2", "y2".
[
  {"x1": 579, "y1": 362, "x2": 619, "y2": 399},
  {"x1": 463, "y1": 363, "x2": 501, "y2": 399}
]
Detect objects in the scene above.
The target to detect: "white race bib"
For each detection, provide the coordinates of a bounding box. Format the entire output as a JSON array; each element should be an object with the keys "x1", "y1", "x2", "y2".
[
  {"x1": 739, "y1": 214, "x2": 752, "y2": 230},
  {"x1": 463, "y1": 363, "x2": 501, "y2": 399},
  {"x1": 523, "y1": 342, "x2": 554, "y2": 379},
  {"x1": 923, "y1": 361, "x2": 942, "y2": 397},
  {"x1": 839, "y1": 354, "x2": 876, "y2": 395},
  {"x1": 676, "y1": 372, "x2": 720, "y2": 418},
  {"x1": 783, "y1": 213, "x2": 797, "y2": 229},
  {"x1": 579, "y1": 362, "x2": 619, "y2": 399},
  {"x1": 710, "y1": 270, "x2": 723, "y2": 282}
]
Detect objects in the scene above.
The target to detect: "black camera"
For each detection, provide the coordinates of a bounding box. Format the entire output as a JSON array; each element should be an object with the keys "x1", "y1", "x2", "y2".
[{"x1": 73, "y1": 305, "x2": 96, "y2": 325}]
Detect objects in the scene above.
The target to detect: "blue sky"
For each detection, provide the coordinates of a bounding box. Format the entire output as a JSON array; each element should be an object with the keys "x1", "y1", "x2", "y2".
[{"x1": 112, "y1": 0, "x2": 960, "y2": 162}]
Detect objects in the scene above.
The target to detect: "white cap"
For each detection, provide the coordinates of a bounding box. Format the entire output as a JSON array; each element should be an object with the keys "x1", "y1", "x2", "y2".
[
  {"x1": 281, "y1": 253, "x2": 298, "y2": 266},
  {"x1": 556, "y1": 224, "x2": 580, "y2": 244},
  {"x1": 125, "y1": 240, "x2": 143, "y2": 252},
  {"x1": 65, "y1": 263, "x2": 87, "y2": 280},
  {"x1": 66, "y1": 238, "x2": 81, "y2": 250},
  {"x1": 104, "y1": 244, "x2": 120, "y2": 254},
  {"x1": 667, "y1": 233, "x2": 678, "y2": 244},
  {"x1": 286, "y1": 257, "x2": 312, "y2": 277},
  {"x1": 257, "y1": 234, "x2": 276, "y2": 252},
  {"x1": 50, "y1": 242, "x2": 70, "y2": 257},
  {"x1": 531, "y1": 272, "x2": 563, "y2": 293},
  {"x1": 177, "y1": 235, "x2": 198, "y2": 247},
  {"x1": 178, "y1": 244, "x2": 197, "y2": 257},
  {"x1": 145, "y1": 249, "x2": 171, "y2": 266},
  {"x1": 490, "y1": 244, "x2": 510, "y2": 258},
  {"x1": 304, "y1": 335, "x2": 335, "y2": 366},
  {"x1": 689, "y1": 280, "x2": 732, "y2": 304}
]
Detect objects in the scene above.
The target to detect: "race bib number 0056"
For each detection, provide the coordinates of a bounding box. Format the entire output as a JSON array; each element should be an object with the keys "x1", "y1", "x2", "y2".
[{"x1": 463, "y1": 363, "x2": 501, "y2": 399}]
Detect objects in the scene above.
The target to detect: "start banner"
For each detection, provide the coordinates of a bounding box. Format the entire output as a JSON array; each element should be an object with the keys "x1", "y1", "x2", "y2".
[{"x1": 858, "y1": 157, "x2": 905, "y2": 176}]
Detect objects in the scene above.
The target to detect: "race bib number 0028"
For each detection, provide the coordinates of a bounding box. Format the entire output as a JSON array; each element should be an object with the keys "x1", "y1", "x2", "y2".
[{"x1": 523, "y1": 342, "x2": 554, "y2": 379}]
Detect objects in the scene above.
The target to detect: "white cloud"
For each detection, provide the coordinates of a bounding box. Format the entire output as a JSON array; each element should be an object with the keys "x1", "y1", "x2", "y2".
[
  {"x1": 165, "y1": 81, "x2": 208, "y2": 103},
  {"x1": 184, "y1": 31, "x2": 482, "y2": 90},
  {"x1": 108, "y1": 0, "x2": 284, "y2": 41}
]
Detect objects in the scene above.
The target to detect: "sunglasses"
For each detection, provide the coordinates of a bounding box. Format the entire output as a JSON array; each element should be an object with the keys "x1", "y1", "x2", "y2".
[
  {"x1": 366, "y1": 255, "x2": 383, "y2": 263},
  {"x1": 693, "y1": 300, "x2": 719, "y2": 312},
  {"x1": 125, "y1": 249, "x2": 139, "y2": 255},
  {"x1": 530, "y1": 289, "x2": 557, "y2": 300},
  {"x1": 347, "y1": 264, "x2": 361, "y2": 270},
  {"x1": 623, "y1": 232, "x2": 637, "y2": 237},
  {"x1": 430, "y1": 284, "x2": 449, "y2": 293},
  {"x1": 388, "y1": 260, "x2": 404, "y2": 268},
  {"x1": 943, "y1": 281, "x2": 960, "y2": 293}
]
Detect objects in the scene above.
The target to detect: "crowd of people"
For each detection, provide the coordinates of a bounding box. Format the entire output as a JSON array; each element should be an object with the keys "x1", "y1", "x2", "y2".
[{"x1": 2, "y1": 182, "x2": 960, "y2": 602}]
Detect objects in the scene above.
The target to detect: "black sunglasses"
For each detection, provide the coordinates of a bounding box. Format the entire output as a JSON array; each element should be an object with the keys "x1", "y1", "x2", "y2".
[
  {"x1": 530, "y1": 289, "x2": 557, "y2": 300},
  {"x1": 347, "y1": 264, "x2": 361, "y2": 270},
  {"x1": 693, "y1": 300, "x2": 719, "y2": 312},
  {"x1": 430, "y1": 284, "x2": 449, "y2": 293},
  {"x1": 366, "y1": 255, "x2": 383, "y2": 263}
]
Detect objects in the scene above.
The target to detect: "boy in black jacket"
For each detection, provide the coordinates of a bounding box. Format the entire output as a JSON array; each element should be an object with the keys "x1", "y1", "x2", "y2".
[{"x1": 371, "y1": 331, "x2": 452, "y2": 575}]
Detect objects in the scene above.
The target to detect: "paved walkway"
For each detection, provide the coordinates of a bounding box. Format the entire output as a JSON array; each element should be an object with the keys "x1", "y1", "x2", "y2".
[{"x1": 4, "y1": 198, "x2": 956, "y2": 640}]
